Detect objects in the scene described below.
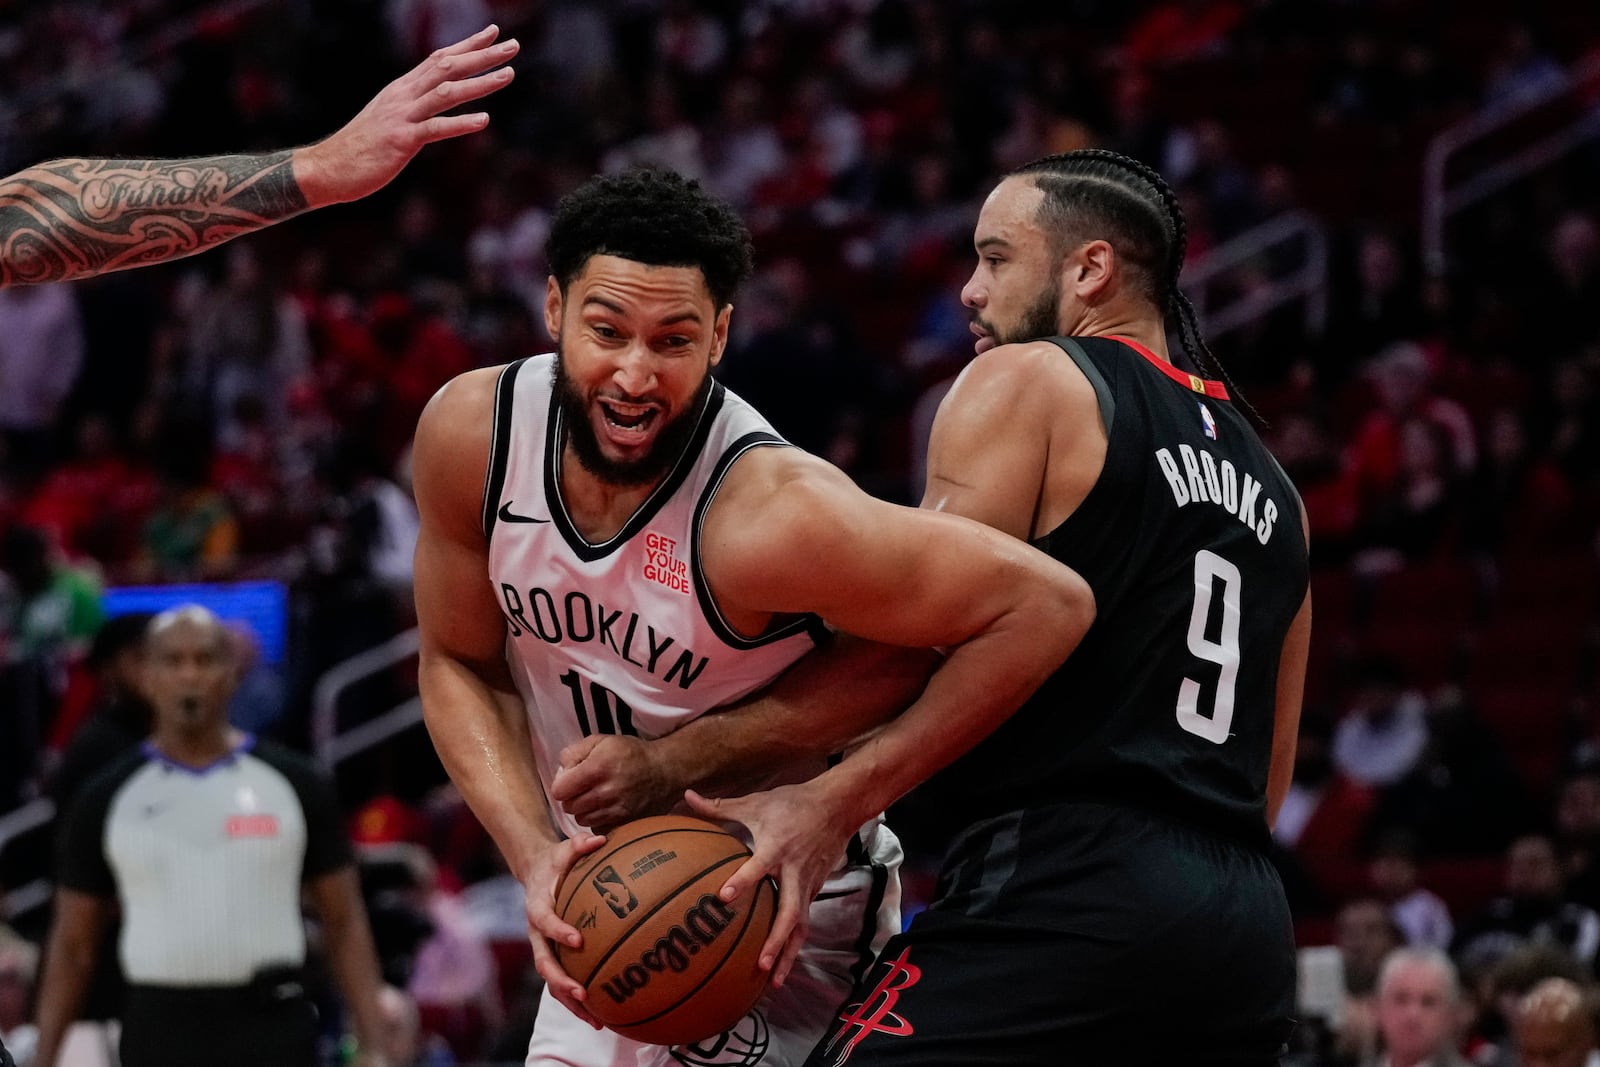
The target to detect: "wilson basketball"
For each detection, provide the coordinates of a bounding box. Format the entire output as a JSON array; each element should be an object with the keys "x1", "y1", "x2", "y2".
[{"x1": 555, "y1": 814, "x2": 778, "y2": 1046}]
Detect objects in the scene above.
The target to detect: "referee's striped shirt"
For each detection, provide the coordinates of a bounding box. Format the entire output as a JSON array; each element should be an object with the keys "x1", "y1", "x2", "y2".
[{"x1": 57, "y1": 736, "x2": 352, "y2": 987}]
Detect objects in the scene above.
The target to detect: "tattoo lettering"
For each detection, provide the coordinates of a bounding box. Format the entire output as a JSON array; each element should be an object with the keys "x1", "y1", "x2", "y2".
[{"x1": 0, "y1": 151, "x2": 310, "y2": 286}]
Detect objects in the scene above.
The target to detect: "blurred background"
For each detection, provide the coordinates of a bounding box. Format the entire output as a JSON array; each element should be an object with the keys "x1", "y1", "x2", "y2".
[{"x1": 0, "y1": 0, "x2": 1597, "y2": 1063}]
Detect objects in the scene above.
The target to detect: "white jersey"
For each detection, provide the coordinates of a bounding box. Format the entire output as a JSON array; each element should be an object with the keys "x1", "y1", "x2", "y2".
[
  {"x1": 483, "y1": 354, "x2": 903, "y2": 1067},
  {"x1": 484, "y1": 353, "x2": 828, "y2": 840}
]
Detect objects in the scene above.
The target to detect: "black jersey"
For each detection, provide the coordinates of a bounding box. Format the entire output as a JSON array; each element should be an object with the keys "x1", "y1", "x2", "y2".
[{"x1": 925, "y1": 335, "x2": 1308, "y2": 846}]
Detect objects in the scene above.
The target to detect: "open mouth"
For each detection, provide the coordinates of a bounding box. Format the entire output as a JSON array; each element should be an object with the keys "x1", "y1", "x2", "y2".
[{"x1": 598, "y1": 399, "x2": 661, "y2": 443}]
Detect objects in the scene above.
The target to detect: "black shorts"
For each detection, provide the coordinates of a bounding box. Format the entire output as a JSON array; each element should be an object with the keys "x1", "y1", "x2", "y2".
[
  {"x1": 803, "y1": 802, "x2": 1295, "y2": 1067},
  {"x1": 120, "y1": 976, "x2": 319, "y2": 1067}
]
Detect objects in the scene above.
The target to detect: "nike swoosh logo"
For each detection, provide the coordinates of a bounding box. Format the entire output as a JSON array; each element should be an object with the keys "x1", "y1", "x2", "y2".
[{"x1": 498, "y1": 502, "x2": 550, "y2": 524}]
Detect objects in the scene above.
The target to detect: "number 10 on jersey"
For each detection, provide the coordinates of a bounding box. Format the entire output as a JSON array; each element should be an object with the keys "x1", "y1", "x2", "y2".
[{"x1": 560, "y1": 669, "x2": 640, "y2": 737}]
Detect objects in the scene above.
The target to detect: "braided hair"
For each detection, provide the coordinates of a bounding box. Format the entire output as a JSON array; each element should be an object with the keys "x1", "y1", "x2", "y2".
[{"x1": 1009, "y1": 149, "x2": 1258, "y2": 422}]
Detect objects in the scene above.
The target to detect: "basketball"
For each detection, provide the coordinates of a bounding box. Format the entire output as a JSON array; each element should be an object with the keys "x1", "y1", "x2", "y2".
[{"x1": 555, "y1": 814, "x2": 778, "y2": 1046}]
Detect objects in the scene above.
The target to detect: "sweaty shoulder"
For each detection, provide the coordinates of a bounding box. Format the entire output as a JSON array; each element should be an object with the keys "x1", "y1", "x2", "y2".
[{"x1": 412, "y1": 366, "x2": 505, "y2": 534}]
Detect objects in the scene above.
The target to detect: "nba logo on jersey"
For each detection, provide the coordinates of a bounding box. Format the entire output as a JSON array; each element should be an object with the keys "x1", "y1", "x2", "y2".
[{"x1": 1199, "y1": 403, "x2": 1218, "y2": 440}]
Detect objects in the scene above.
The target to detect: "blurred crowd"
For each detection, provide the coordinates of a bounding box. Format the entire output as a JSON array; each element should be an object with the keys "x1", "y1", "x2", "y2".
[{"x1": 0, "y1": 0, "x2": 1599, "y2": 1063}]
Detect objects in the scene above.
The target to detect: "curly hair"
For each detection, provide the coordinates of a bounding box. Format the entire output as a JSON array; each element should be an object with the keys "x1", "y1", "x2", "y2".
[{"x1": 546, "y1": 168, "x2": 754, "y2": 310}]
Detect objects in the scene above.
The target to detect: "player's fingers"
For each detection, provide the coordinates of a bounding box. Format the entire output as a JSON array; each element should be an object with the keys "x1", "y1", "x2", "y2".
[
  {"x1": 683, "y1": 788, "x2": 729, "y2": 823},
  {"x1": 529, "y1": 900, "x2": 582, "y2": 950},
  {"x1": 412, "y1": 113, "x2": 491, "y2": 145},
  {"x1": 387, "y1": 26, "x2": 498, "y2": 96},
  {"x1": 531, "y1": 939, "x2": 599, "y2": 1025},
  {"x1": 413, "y1": 34, "x2": 518, "y2": 95},
  {"x1": 432, "y1": 24, "x2": 502, "y2": 59},
  {"x1": 412, "y1": 62, "x2": 514, "y2": 120},
  {"x1": 770, "y1": 918, "x2": 808, "y2": 989},
  {"x1": 714, "y1": 853, "x2": 771, "y2": 905},
  {"x1": 570, "y1": 830, "x2": 608, "y2": 857},
  {"x1": 559, "y1": 734, "x2": 607, "y2": 770},
  {"x1": 759, "y1": 889, "x2": 806, "y2": 975}
]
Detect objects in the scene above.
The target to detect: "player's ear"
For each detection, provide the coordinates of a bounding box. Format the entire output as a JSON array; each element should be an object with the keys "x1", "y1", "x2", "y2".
[
  {"x1": 1072, "y1": 239, "x2": 1116, "y2": 302},
  {"x1": 544, "y1": 275, "x2": 564, "y2": 340},
  {"x1": 709, "y1": 304, "x2": 732, "y2": 368}
]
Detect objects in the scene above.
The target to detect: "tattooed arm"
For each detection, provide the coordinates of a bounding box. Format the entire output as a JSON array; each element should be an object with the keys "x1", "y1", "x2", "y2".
[{"x1": 0, "y1": 25, "x2": 519, "y2": 287}]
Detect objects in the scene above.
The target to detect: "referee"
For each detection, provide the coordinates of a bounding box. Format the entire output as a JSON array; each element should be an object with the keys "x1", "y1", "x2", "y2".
[{"x1": 32, "y1": 605, "x2": 390, "y2": 1067}]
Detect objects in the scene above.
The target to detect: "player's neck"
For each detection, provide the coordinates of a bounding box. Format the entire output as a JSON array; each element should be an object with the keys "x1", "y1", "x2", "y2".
[
  {"x1": 1070, "y1": 310, "x2": 1170, "y2": 363},
  {"x1": 558, "y1": 453, "x2": 665, "y2": 543}
]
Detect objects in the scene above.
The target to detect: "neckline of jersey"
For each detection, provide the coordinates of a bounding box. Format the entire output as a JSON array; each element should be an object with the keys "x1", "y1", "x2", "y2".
[
  {"x1": 141, "y1": 733, "x2": 257, "y2": 776},
  {"x1": 1107, "y1": 334, "x2": 1231, "y2": 401}
]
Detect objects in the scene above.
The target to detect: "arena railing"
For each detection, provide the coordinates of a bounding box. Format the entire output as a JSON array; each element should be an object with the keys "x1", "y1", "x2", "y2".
[
  {"x1": 1423, "y1": 53, "x2": 1600, "y2": 277},
  {"x1": 0, "y1": 797, "x2": 55, "y2": 923},
  {"x1": 311, "y1": 627, "x2": 424, "y2": 771},
  {"x1": 1179, "y1": 209, "x2": 1329, "y2": 340}
]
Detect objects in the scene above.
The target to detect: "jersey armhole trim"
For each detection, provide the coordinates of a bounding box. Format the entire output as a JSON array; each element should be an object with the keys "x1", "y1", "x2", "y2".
[
  {"x1": 481, "y1": 358, "x2": 526, "y2": 538},
  {"x1": 1051, "y1": 337, "x2": 1116, "y2": 436},
  {"x1": 691, "y1": 431, "x2": 824, "y2": 650}
]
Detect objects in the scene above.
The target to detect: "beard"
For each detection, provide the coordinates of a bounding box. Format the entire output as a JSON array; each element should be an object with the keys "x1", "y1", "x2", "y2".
[
  {"x1": 977, "y1": 284, "x2": 1061, "y2": 347},
  {"x1": 553, "y1": 344, "x2": 713, "y2": 487}
]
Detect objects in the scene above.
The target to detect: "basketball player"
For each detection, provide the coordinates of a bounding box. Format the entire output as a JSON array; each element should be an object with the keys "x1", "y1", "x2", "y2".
[
  {"x1": 554, "y1": 150, "x2": 1312, "y2": 1065},
  {"x1": 0, "y1": 26, "x2": 516, "y2": 287},
  {"x1": 410, "y1": 167, "x2": 1097, "y2": 1066}
]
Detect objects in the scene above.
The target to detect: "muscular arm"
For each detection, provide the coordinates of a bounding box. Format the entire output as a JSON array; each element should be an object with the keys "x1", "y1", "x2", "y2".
[
  {"x1": 0, "y1": 154, "x2": 307, "y2": 286},
  {"x1": 414, "y1": 370, "x2": 557, "y2": 879},
  {"x1": 0, "y1": 26, "x2": 517, "y2": 287},
  {"x1": 685, "y1": 447, "x2": 1093, "y2": 973},
  {"x1": 306, "y1": 867, "x2": 387, "y2": 1064},
  {"x1": 552, "y1": 632, "x2": 937, "y2": 828},
  {"x1": 784, "y1": 343, "x2": 1094, "y2": 819},
  {"x1": 33, "y1": 889, "x2": 111, "y2": 1067},
  {"x1": 411, "y1": 370, "x2": 601, "y2": 1019},
  {"x1": 551, "y1": 343, "x2": 1079, "y2": 827},
  {"x1": 707, "y1": 407, "x2": 1092, "y2": 833}
]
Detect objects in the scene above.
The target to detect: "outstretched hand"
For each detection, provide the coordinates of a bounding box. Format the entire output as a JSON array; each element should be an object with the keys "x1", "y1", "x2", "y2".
[
  {"x1": 684, "y1": 784, "x2": 857, "y2": 990},
  {"x1": 550, "y1": 734, "x2": 683, "y2": 830},
  {"x1": 297, "y1": 25, "x2": 519, "y2": 206},
  {"x1": 522, "y1": 830, "x2": 608, "y2": 1028}
]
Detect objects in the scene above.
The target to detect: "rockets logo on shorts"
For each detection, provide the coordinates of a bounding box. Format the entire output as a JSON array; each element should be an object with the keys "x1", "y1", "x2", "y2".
[{"x1": 818, "y1": 947, "x2": 922, "y2": 1065}]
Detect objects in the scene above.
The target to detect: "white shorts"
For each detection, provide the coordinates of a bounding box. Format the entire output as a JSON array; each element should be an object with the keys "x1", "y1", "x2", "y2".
[{"x1": 527, "y1": 821, "x2": 902, "y2": 1067}]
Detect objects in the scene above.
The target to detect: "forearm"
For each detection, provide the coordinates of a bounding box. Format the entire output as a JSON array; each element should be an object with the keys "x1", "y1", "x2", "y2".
[
  {"x1": 34, "y1": 930, "x2": 96, "y2": 1067},
  {"x1": 324, "y1": 915, "x2": 387, "y2": 1056},
  {"x1": 0, "y1": 152, "x2": 309, "y2": 286},
  {"x1": 419, "y1": 650, "x2": 559, "y2": 879},
  {"x1": 659, "y1": 636, "x2": 938, "y2": 797},
  {"x1": 822, "y1": 592, "x2": 1090, "y2": 825}
]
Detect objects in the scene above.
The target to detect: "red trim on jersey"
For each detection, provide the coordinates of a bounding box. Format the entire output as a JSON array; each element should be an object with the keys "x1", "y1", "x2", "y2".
[{"x1": 1108, "y1": 335, "x2": 1231, "y2": 400}]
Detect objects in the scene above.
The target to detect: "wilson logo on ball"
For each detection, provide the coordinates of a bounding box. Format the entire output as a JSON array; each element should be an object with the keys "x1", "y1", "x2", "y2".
[{"x1": 600, "y1": 893, "x2": 739, "y2": 1004}]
